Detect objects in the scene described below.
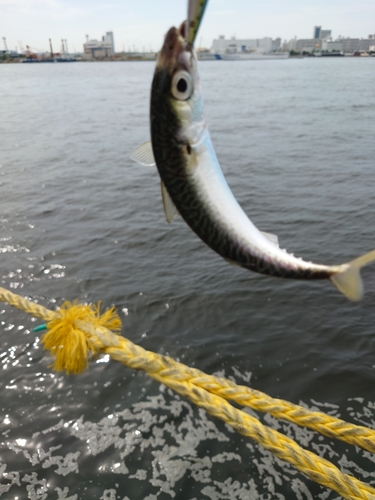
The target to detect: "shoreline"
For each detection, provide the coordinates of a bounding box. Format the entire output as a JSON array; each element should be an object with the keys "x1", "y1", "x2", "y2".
[{"x1": 1, "y1": 53, "x2": 374, "y2": 64}]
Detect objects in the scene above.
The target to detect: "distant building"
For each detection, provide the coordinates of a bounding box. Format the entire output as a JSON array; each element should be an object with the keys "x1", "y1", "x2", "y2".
[
  {"x1": 283, "y1": 37, "x2": 297, "y2": 52},
  {"x1": 1, "y1": 49, "x2": 17, "y2": 57},
  {"x1": 294, "y1": 26, "x2": 332, "y2": 53},
  {"x1": 313, "y1": 26, "x2": 321, "y2": 39},
  {"x1": 320, "y1": 36, "x2": 375, "y2": 53},
  {"x1": 320, "y1": 30, "x2": 332, "y2": 41},
  {"x1": 286, "y1": 30, "x2": 375, "y2": 54},
  {"x1": 338, "y1": 38, "x2": 373, "y2": 52},
  {"x1": 212, "y1": 35, "x2": 278, "y2": 54},
  {"x1": 324, "y1": 41, "x2": 343, "y2": 52},
  {"x1": 271, "y1": 38, "x2": 281, "y2": 51},
  {"x1": 105, "y1": 32, "x2": 115, "y2": 53},
  {"x1": 296, "y1": 38, "x2": 322, "y2": 52},
  {"x1": 359, "y1": 38, "x2": 375, "y2": 51},
  {"x1": 313, "y1": 26, "x2": 331, "y2": 40},
  {"x1": 83, "y1": 31, "x2": 115, "y2": 59}
]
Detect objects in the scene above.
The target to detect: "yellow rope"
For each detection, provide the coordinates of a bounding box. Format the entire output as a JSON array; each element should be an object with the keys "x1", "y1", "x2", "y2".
[
  {"x1": 105, "y1": 339, "x2": 375, "y2": 454},
  {"x1": 1, "y1": 286, "x2": 375, "y2": 499},
  {"x1": 0, "y1": 287, "x2": 57, "y2": 321}
]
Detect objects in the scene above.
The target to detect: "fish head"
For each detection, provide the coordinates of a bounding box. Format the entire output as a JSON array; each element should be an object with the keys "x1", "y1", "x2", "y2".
[{"x1": 151, "y1": 23, "x2": 204, "y2": 153}]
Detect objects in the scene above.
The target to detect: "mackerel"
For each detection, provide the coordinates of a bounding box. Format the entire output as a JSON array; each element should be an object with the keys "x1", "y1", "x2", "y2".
[{"x1": 132, "y1": 25, "x2": 375, "y2": 301}]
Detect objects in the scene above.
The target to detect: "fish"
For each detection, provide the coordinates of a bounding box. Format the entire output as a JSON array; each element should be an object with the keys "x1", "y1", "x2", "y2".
[{"x1": 131, "y1": 24, "x2": 375, "y2": 301}]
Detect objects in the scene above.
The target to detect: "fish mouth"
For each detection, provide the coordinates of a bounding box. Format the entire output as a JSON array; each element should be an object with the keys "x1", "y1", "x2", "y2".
[{"x1": 157, "y1": 23, "x2": 193, "y2": 73}]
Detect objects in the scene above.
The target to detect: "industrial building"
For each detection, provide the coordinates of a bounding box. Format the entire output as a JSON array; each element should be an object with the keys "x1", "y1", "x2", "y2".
[{"x1": 83, "y1": 31, "x2": 115, "y2": 59}]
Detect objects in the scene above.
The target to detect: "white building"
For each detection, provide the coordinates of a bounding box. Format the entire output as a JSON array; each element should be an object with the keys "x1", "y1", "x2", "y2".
[
  {"x1": 283, "y1": 37, "x2": 297, "y2": 52},
  {"x1": 295, "y1": 26, "x2": 332, "y2": 53},
  {"x1": 296, "y1": 39, "x2": 322, "y2": 52},
  {"x1": 320, "y1": 30, "x2": 332, "y2": 41},
  {"x1": 337, "y1": 38, "x2": 374, "y2": 53},
  {"x1": 83, "y1": 31, "x2": 115, "y2": 59},
  {"x1": 324, "y1": 41, "x2": 343, "y2": 52},
  {"x1": 212, "y1": 35, "x2": 278, "y2": 54}
]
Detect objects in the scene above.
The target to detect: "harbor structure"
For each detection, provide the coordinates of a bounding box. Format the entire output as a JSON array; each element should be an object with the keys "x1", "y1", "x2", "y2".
[{"x1": 83, "y1": 31, "x2": 115, "y2": 59}]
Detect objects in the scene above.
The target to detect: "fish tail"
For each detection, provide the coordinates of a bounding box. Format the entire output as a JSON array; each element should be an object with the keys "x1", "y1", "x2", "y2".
[{"x1": 330, "y1": 249, "x2": 375, "y2": 301}]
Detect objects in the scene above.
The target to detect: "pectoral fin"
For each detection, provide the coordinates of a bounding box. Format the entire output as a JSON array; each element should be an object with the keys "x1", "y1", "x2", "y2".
[
  {"x1": 130, "y1": 141, "x2": 156, "y2": 166},
  {"x1": 161, "y1": 181, "x2": 179, "y2": 223},
  {"x1": 261, "y1": 231, "x2": 279, "y2": 247}
]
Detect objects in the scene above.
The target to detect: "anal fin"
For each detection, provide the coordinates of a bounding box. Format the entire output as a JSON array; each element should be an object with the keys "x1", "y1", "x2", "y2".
[
  {"x1": 261, "y1": 231, "x2": 279, "y2": 247},
  {"x1": 224, "y1": 257, "x2": 239, "y2": 266}
]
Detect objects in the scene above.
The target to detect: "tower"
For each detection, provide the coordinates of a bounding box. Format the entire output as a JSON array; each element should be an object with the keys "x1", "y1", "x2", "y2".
[{"x1": 313, "y1": 26, "x2": 321, "y2": 39}]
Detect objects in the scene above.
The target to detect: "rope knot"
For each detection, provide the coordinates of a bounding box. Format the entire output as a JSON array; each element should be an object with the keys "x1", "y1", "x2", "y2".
[{"x1": 41, "y1": 301, "x2": 122, "y2": 374}]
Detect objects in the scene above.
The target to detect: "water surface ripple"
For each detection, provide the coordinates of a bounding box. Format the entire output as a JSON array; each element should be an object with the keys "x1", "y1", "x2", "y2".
[{"x1": 1, "y1": 58, "x2": 375, "y2": 499}]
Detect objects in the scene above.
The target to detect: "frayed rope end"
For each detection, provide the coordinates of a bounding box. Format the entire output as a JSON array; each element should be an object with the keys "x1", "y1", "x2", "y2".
[{"x1": 41, "y1": 301, "x2": 122, "y2": 375}]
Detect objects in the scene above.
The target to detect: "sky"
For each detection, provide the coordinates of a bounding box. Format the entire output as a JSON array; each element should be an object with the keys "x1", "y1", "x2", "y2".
[{"x1": 1, "y1": 0, "x2": 375, "y2": 54}]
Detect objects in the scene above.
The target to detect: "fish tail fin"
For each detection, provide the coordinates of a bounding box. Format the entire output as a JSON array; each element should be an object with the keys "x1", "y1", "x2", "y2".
[{"x1": 330, "y1": 249, "x2": 375, "y2": 301}]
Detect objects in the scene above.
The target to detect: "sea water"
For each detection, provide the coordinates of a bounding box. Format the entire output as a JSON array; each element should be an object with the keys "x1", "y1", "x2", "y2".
[{"x1": 0, "y1": 57, "x2": 375, "y2": 499}]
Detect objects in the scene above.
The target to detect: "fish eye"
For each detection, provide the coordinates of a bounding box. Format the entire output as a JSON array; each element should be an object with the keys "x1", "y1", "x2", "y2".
[{"x1": 171, "y1": 71, "x2": 193, "y2": 101}]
